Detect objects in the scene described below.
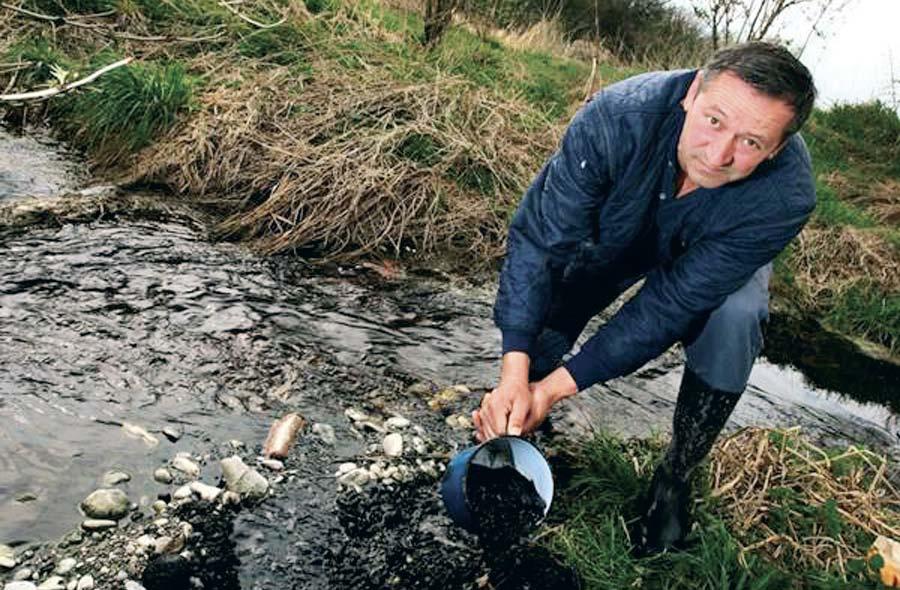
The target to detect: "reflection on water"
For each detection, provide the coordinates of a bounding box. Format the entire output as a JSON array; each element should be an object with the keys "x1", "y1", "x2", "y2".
[{"x1": 0, "y1": 125, "x2": 87, "y2": 200}]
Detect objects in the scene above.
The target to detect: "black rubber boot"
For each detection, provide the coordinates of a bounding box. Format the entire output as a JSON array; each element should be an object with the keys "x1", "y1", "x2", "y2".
[{"x1": 632, "y1": 367, "x2": 742, "y2": 556}]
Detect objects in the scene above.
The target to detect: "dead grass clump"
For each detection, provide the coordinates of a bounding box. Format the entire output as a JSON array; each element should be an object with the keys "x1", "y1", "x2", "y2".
[
  {"x1": 136, "y1": 64, "x2": 559, "y2": 263},
  {"x1": 709, "y1": 427, "x2": 900, "y2": 576},
  {"x1": 823, "y1": 172, "x2": 900, "y2": 224},
  {"x1": 791, "y1": 226, "x2": 900, "y2": 301}
]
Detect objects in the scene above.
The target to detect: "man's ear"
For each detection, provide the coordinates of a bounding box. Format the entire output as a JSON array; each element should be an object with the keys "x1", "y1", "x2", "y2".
[{"x1": 682, "y1": 71, "x2": 703, "y2": 112}]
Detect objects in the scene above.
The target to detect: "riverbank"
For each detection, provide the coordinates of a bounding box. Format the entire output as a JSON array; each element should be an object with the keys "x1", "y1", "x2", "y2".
[{"x1": 1, "y1": 0, "x2": 898, "y2": 355}]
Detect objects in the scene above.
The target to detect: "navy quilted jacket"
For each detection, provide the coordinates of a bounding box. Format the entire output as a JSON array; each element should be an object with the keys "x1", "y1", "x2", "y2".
[{"x1": 493, "y1": 69, "x2": 816, "y2": 390}]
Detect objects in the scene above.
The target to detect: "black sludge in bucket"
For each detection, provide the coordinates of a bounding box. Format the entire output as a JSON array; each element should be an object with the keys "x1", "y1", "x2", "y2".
[{"x1": 465, "y1": 437, "x2": 548, "y2": 544}]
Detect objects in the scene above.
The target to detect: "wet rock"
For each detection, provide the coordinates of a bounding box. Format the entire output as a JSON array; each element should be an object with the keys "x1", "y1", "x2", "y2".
[
  {"x1": 357, "y1": 420, "x2": 386, "y2": 434},
  {"x1": 101, "y1": 471, "x2": 131, "y2": 487},
  {"x1": 151, "y1": 500, "x2": 167, "y2": 514},
  {"x1": 136, "y1": 535, "x2": 156, "y2": 552},
  {"x1": 124, "y1": 581, "x2": 145, "y2": 590},
  {"x1": 385, "y1": 416, "x2": 410, "y2": 429},
  {"x1": 429, "y1": 385, "x2": 472, "y2": 412},
  {"x1": 338, "y1": 468, "x2": 371, "y2": 490},
  {"x1": 411, "y1": 436, "x2": 428, "y2": 455},
  {"x1": 0, "y1": 544, "x2": 16, "y2": 569},
  {"x1": 153, "y1": 469, "x2": 173, "y2": 485},
  {"x1": 15, "y1": 493, "x2": 37, "y2": 503},
  {"x1": 188, "y1": 482, "x2": 222, "y2": 502},
  {"x1": 36, "y1": 576, "x2": 65, "y2": 590},
  {"x1": 162, "y1": 427, "x2": 182, "y2": 442},
  {"x1": 170, "y1": 457, "x2": 200, "y2": 479},
  {"x1": 81, "y1": 519, "x2": 117, "y2": 531},
  {"x1": 4, "y1": 582, "x2": 36, "y2": 590},
  {"x1": 311, "y1": 423, "x2": 336, "y2": 445},
  {"x1": 12, "y1": 568, "x2": 31, "y2": 581},
  {"x1": 259, "y1": 459, "x2": 284, "y2": 471},
  {"x1": 55, "y1": 558, "x2": 76, "y2": 575},
  {"x1": 153, "y1": 535, "x2": 184, "y2": 555},
  {"x1": 220, "y1": 456, "x2": 268, "y2": 500},
  {"x1": 335, "y1": 463, "x2": 357, "y2": 476},
  {"x1": 75, "y1": 575, "x2": 92, "y2": 590},
  {"x1": 220, "y1": 492, "x2": 240, "y2": 506},
  {"x1": 141, "y1": 554, "x2": 191, "y2": 590},
  {"x1": 444, "y1": 414, "x2": 473, "y2": 430},
  {"x1": 172, "y1": 485, "x2": 193, "y2": 500},
  {"x1": 344, "y1": 408, "x2": 369, "y2": 423},
  {"x1": 382, "y1": 433, "x2": 403, "y2": 457},
  {"x1": 121, "y1": 422, "x2": 159, "y2": 446},
  {"x1": 228, "y1": 440, "x2": 244, "y2": 449},
  {"x1": 262, "y1": 413, "x2": 306, "y2": 459},
  {"x1": 80, "y1": 489, "x2": 129, "y2": 520}
]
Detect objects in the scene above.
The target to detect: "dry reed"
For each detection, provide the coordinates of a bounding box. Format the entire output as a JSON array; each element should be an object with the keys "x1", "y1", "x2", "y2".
[{"x1": 709, "y1": 427, "x2": 900, "y2": 576}]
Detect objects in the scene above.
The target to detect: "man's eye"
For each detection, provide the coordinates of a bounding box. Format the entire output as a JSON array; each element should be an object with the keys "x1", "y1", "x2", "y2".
[
  {"x1": 708, "y1": 116, "x2": 719, "y2": 126},
  {"x1": 744, "y1": 138, "x2": 761, "y2": 150}
]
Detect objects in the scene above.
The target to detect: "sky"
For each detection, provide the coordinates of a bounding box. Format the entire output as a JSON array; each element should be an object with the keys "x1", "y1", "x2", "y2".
[{"x1": 671, "y1": 0, "x2": 900, "y2": 109}]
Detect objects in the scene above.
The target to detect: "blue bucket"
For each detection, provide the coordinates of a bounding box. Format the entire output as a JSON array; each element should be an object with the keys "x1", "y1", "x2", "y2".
[{"x1": 440, "y1": 436, "x2": 553, "y2": 534}]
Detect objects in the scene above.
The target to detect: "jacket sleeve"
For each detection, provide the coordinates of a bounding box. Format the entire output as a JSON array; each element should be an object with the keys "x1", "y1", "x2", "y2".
[
  {"x1": 493, "y1": 104, "x2": 613, "y2": 356},
  {"x1": 563, "y1": 192, "x2": 814, "y2": 390}
]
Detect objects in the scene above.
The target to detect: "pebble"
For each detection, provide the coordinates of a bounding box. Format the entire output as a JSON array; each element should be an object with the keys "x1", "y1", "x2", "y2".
[
  {"x1": 188, "y1": 481, "x2": 223, "y2": 502},
  {"x1": 101, "y1": 471, "x2": 131, "y2": 487},
  {"x1": 81, "y1": 519, "x2": 117, "y2": 531},
  {"x1": 170, "y1": 457, "x2": 200, "y2": 479},
  {"x1": 385, "y1": 416, "x2": 410, "y2": 429},
  {"x1": 220, "y1": 491, "x2": 240, "y2": 506},
  {"x1": 335, "y1": 462, "x2": 357, "y2": 476},
  {"x1": 311, "y1": 423, "x2": 336, "y2": 445},
  {"x1": 411, "y1": 436, "x2": 428, "y2": 455},
  {"x1": 0, "y1": 544, "x2": 16, "y2": 569},
  {"x1": 172, "y1": 485, "x2": 193, "y2": 500},
  {"x1": 338, "y1": 468, "x2": 370, "y2": 489},
  {"x1": 344, "y1": 408, "x2": 369, "y2": 423},
  {"x1": 12, "y1": 568, "x2": 31, "y2": 581},
  {"x1": 259, "y1": 459, "x2": 284, "y2": 471},
  {"x1": 15, "y1": 493, "x2": 37, "y2": 503},
  {"x1": 153, "y1": 469, "x2": 173, "y2": 484},
  {"x1": 444, "y1": 414, "x2": 473, "y2": 429},
  {"x1": 162, "y1": 427, "x2": 181, "y2": 442},
  {"x1": 228, "y1": 440, "x2": 244, "y2": 449},
  {"x1": 75, "y1": 575, "x2": 93, "y2": 590},
  {"x1": 382, "y1": 433, "x2": 403, "y2": 457},
  {"x1": 136, "y1": 535, "x2": 156, "y2": 551},
  {"x1": 37, "y1": 576, "x2": 65, "y2": 590},
  {"x1": 220, "y1": 456, "x2": 269, "y2": 500},
  {"x1": 121, "y1": 422, "x2": 159, "y2": 446},
  {"x1": 4, "y1": 582, "x2": 36, "y2": 590},
  {"x1": 80, "y1": 489, "x2": 130, "y2": 520},
  {"x1": 55, "y1": 558, "x2": 77, "y2": 575},
  {"x1": 151, "y1": 501, "x2": 167, "y2": 514},
  {"x1": 124, "y1": 582, "x2": 146, "y2": 590}
]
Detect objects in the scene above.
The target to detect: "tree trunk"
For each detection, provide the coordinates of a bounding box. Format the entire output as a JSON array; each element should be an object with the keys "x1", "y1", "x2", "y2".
[{"x1": 424, "y1": 0, "x2": 458, "y2": 47}]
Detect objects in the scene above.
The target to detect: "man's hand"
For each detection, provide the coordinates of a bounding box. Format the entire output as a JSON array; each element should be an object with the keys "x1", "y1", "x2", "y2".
[{"x1": 473, "y1": 360, "x2": 579, "y2": 442}]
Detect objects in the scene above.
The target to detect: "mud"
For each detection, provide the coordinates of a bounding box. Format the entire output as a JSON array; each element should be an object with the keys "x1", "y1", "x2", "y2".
[{"x1": 468, "y1": 463, "x2": 546, "y2": 543}]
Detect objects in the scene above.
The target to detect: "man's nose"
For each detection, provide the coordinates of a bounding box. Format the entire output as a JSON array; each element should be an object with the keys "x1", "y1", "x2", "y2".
[{"x1": 707, "y1": 136, "x2": 735, "y2": 168}]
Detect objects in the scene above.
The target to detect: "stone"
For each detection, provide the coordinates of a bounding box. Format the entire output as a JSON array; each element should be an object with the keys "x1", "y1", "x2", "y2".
[
  {"x1": 75, "y1": 575, "x2": 93, "y2": 590},
  {"x1": 4, "y1": 582, "x2": 37, "y2": 590},
  {"x1": 154, "y1": 535, "x2": 184, "y2": 555},
  {"x1": 37, "y1": 576, "x2": 65, "y2": 590},
  {"x1": 382, "y1": 433, "x2": 403, "y2": 457},
  {"x1": 101, "y1": 471, "x2": 131, "y2": 487},
  {"x1": 259, "y1": 459, "x2": 283, "y2": 472},
  {"x1": 338, "y1": 468, "x2": 370, "y2": 489},
  {"x1": 344, "y1": 408, "x2": 368, "y2": 423},
  {"x1": 262, "y1": 413, "x2": 306, "y2": 459},
  {"x1": 55, "y1": 558, "x2": 77, "y2": 575},
  {"x1": 0, "y1": 544, "x2": 16, "y2": 569},
  {"x1": 220, "y1": 492, "x2": 240, "y2": 506},
  {"x1": 151, "y1": 501, "x2": 167, "y2": 514},
  {"x1": 411, "y1": 437, "x2": 428, "y2": 455},
  {"x1": 172, "y1": 485, "x2": 193, "y2": 500},
  {"x1": 220, "y1": 456, "x2": 268, "y2": 500},
  {"x1": 311, "y1": 423, "x2": 336, "y2": 445},
  {"x1": 385, "y1": 416, "x2": 410, "y2": 429},
  {"x1": 153, "y1": 469, "x2": 173, "y2": 485},
  {"x1": 80, "y1": 489, "x2": 130, "y2": 520},
  {"x1": 136, "y1": 535, "x2": 156, "y2": 551},
  {"x1": 335, "y1": 462, "x2": 357, "y2": 476},
  {"x1": 15, "y1": 493, "x2": 37, "y2": 503},
  {"x1": 121, "y1": 422, "x2": 159, "y2": 446},
  {"x1": 188, "y1": 482, "x2": 222, "y2": 502},
  {"x1": 124, "y1": 582, "x2": 145, "y2": 590},
  {"x1": 12, "y1": 568, "x2": 32, "y2": 581},
  {"x1": 81, "y1": 519, "x2": 117, "y2": 531},
  {"x1": 162, "y1": 427, "x2": 182, "y2": 442},
  {"x1": 170, "y1": 457, "x2": 200, "y2": 479}
]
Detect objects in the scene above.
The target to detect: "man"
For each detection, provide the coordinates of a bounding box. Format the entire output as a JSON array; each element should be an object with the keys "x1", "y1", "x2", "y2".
[{"x1": 472, "y1": 42, "x2": 816, "y2": 554}]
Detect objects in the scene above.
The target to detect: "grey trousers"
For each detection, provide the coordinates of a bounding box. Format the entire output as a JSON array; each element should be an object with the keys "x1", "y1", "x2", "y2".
[{"x1": 530, "y1": 263, "x2": 772, "y2": 394}]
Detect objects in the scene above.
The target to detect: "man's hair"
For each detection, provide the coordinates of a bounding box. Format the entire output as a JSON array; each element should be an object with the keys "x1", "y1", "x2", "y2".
[{"x1": 701, "y1": 41, "x2": 817, "y2": 136}]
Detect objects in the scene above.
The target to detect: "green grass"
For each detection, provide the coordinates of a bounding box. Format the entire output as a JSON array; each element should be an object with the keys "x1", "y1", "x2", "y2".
[
  {"x1": 544, "y1": 433, "x2": 882, "y2": 589},
  {"x1": 824, "y1": 282, "x2": 900, "y2": 352}
]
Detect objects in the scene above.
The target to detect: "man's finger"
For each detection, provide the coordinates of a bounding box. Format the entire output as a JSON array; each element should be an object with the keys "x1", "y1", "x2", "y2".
[{"x1": 506, "y1": 396, "x2": 528, "y2": 436}]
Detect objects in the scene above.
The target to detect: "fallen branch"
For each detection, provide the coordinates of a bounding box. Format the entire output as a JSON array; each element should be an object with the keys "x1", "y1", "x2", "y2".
[
  {"x1": 0, "y1": 56, "x2": 133, "y2": 102},
  {"x1": 218, "y1": 0, "x2": 285, "y2": 29}
]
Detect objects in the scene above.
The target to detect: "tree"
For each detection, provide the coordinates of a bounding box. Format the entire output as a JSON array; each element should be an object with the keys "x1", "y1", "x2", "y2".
[
  {"x1": 691, "y1": 0, "x2": 849, "y2": 52},
  {"x1": 424, "y1": 0, "x2": 459, "y2": 47}
]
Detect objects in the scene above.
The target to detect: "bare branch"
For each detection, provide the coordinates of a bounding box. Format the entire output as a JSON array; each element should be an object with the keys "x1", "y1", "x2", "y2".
[
  {"x1": 0, "y1": 56, "x2": 133, "y2": 102},
  {"x1": 218, "y1": 1, "x2": 285, "y2": 29}
]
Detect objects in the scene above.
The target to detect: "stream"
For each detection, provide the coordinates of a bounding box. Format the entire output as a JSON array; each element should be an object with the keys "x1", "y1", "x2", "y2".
[{"x1": 1, "y1": 124, "x2": 898, "y2": 588}]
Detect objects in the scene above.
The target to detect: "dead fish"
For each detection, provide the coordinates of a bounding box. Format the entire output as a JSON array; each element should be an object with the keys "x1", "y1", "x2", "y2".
[{"x1": 263, "y1": 413, "x2": 307, "y2": 459}]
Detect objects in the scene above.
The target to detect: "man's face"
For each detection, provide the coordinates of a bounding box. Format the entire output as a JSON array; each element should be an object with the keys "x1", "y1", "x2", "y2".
[{"x1": 677, "y1": 71, "x2": 795, "y2": 189}]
